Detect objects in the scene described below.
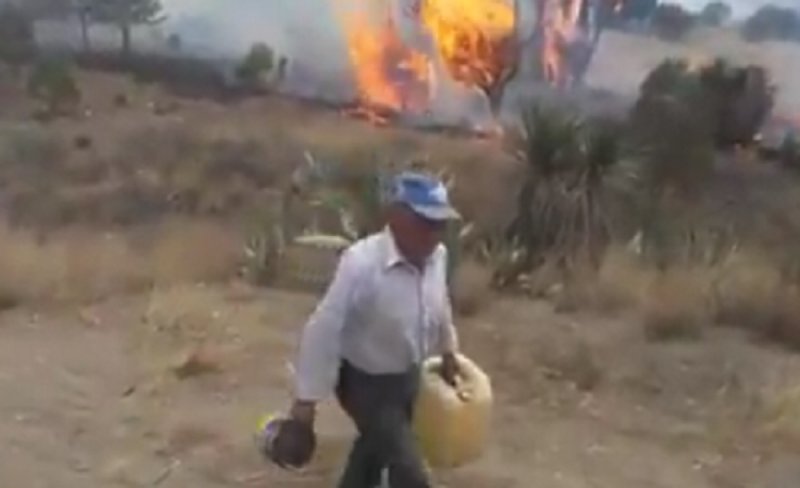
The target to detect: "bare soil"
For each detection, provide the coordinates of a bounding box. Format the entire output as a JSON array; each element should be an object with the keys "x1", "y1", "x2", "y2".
[{"x1": 1, "y1": 283, "x2": 800, "y2": 488}]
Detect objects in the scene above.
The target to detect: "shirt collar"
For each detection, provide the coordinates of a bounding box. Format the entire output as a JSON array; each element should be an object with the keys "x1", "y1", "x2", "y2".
[
  {"x1": 381, "y1": 226, "x2": 439, "y2": 271},
  {"x1": 382, "y1": 226, "x2": 406, "y2": 270}
]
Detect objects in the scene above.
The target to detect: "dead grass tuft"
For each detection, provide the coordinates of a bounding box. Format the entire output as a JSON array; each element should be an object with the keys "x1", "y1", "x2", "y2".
[
  {"x1": 561, "y1": 246, "x2": 652, "y2": 313},
  {"x1": 710, "y1": 251, "x2": 800, "y2": 350},
  {"x1": 642, "y1": 267, "x2": 712, "y2": 342},
  {"x1": 451, "y1": 260, "x2": 493, "y2": 317},
  {"x1": 711, "y1": 252, "x2": 784, "y2": 329},
  {"x1": 147, "y1": 218, "x2": 244, "y2": 286}
]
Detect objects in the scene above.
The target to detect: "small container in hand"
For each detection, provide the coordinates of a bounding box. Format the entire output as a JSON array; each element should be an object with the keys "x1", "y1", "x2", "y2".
[{"x1": 254, "y1": 412, "x2": 316, "y2": 469}]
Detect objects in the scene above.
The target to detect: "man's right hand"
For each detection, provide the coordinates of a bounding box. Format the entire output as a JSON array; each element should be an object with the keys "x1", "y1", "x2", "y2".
[
  {"x1": 289, "y1": 400, "x2": 316, "y2": 425},
  {"x1": 269, "y1": 400, "x2": 317, "y2": 468}
]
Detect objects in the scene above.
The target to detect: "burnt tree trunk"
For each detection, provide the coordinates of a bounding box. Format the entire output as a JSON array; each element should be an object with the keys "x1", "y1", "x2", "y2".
[
  {"x1": 119, "y1": 23, "x2": 131, "y2": 57},
  {"x1": 78, "y1": 11, "x2": 91, "y2": 52}
]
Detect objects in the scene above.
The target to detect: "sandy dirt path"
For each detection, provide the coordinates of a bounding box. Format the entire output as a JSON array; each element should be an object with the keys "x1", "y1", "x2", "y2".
[{"x1": 1, "y1": 284, "x2": 798, "y2": 487}]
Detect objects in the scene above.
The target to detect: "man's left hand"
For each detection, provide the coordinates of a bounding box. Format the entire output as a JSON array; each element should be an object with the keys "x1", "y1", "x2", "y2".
[{"x1": 440, "y1": 352, "x2": 460, "y2": 388}]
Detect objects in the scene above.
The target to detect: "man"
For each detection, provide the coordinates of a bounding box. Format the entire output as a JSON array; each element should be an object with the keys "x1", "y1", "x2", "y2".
[{"x1": 286, "y1": 171, "x2": 461, "y2": 488}]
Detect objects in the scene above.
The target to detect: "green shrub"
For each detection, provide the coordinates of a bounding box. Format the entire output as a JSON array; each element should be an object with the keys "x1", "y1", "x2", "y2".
[
  {"x1": 630, "y1": 64, "x2": 715, "y2": 196},
  {"x1": 698, "y1": 59, "x2": 775, "y2": 147},
  {"x1": 27, "y1": 56, "x2": 81, "y2": 116},
  {"x1": 634, "y1": 57, "x2": 774, "y2": 150},
  {"x1": 236, "y1": 42, "x2": 287, "y2": 91}
]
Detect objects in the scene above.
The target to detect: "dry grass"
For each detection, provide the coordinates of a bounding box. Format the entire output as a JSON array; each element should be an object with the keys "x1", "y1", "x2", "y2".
[
  {"x1": 642, "y1": 267, "x2": 713, "y2": 341},
  {"x1": 0, "y1": 223, "x2": 145, "y2": 305},
  {"x1": 560, "y1": 247, "x2": 652, "y2": 314},
  {"x1": 710, "y1": 251, "x2": 800, "y2": 350},
  {"x1": 147, "y1": 218, "x2": 244, "y2": 286},
  {"x1": 711, "y1": 252, "x2": 785, "y2": 329},
  {"x1": 561, "y1": 246, "x2": 800, "y2": 348},
  {"x1": 0, "y1": 218, "x2": 243, "y2": 307},
  {"x1": 451, "y1": 259, "x2": 493, "y2": 317},
  {"x1": 760, "y1": 385, "x2": 800, "y2": 449}
]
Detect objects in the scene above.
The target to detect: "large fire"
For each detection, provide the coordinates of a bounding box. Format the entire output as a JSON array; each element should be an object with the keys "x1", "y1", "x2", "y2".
[
  {"x1": 342, "y1": 10, "x2": 431, "y2": 117},
  {"x1": 337, "y1": 0, "x2": 602, "y2": 125},
  {"x1": 419, "y1": 0, "x2": 515, "y2": 94},
  {"x1": 337, "y1": 0, "x2": 516, "y2": 119},
  {"x1": 538, "y1": 0, "x2": 583, "y2": 87}
]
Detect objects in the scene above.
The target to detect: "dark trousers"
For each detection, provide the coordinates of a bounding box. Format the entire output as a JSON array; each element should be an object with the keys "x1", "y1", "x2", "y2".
[{"x1": 334, "y1": 360, "x2": 430, "y2": 488}]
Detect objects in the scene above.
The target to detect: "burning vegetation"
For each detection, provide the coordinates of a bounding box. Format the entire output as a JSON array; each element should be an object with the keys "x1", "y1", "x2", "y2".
[{"x1": 336, "y1": 0, "x2": 627, "y2": 126}]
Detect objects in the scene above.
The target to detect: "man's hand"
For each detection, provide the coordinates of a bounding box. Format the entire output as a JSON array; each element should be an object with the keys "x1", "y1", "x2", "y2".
[
  {"x1": 268, "y1": 400, "x2": 317, "y2": 468},
  {"x1": 289, "y1": 400, "x2": 316, "y2": 426},
  {"x1": 440, "y1": 351, "x2": 460, "y2": 388}
]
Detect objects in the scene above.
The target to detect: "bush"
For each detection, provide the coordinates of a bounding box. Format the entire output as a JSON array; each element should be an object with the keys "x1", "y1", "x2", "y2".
[
  {"x1": 27, "y1": 56, "x2": 81, "y2": 116},
  {"x1": 741, "y1": 5, "x2": 800, "y2": 43},
  {"x1": 630, "y1": 59, "x2": 715, "y2": 196},
  {"x1": 236, "y1": 42, "x2": 287, "y2": 91},
  {"x1": 698, "y1": 59, "x2": 775, "y2": 147},
  {"x1": 633, "y1": 57, "x2": 774, "y2": 151},
  {"x1": 0, "y1": 5, "x2": 36, "y2": 68},
  {"x1": 650, "y1": 3, "x2": 697, "y2": 41}
]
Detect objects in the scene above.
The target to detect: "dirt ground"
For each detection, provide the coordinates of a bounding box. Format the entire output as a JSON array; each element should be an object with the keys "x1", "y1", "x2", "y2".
[{"x1": 1, "y1": 281, "x2": 800, "y2": 488}]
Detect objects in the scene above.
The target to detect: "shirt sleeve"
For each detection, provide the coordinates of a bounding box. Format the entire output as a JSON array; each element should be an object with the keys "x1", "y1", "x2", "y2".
[
  {"x1": 292, "y1": 247, "x2": 362, "y2": 402},
  {"x1": 435, "y1": 245, "x2": 459, "y2": 355}
]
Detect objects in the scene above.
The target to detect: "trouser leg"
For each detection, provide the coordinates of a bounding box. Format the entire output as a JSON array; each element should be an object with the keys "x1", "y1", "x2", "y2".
[
  {"x1": 337, "y1": 434, "x2": 382, "y2": 488},
  {"x1": 335, "y1": 361, "x2": 429, "y2": 488},
  {"x1": 336, "y1": 362, "x2": 384, "y2": 488}
]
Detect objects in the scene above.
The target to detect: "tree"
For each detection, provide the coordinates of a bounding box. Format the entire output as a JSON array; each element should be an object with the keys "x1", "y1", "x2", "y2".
[
  {"x1": 651, "y1": 3, "x2": 697, "y2": 41},
  {"x1": 700, "y1": 1, "x2": 732, "y2": 27},
  {"x1": 0, "y1": 5, "x2": 36, "y2": 70},
  {"x1": 89, "y1": 0, "x2": 165, "y2": 57},
  {"x1": 619, "y1": 0, "x2": 659, "y2": 22},
  {"x1": 75, "y1": 1, "x2": 93, "y2": 52},
  {"x1": 741, "y1": 5, "x2": 800, "y2": 42}
]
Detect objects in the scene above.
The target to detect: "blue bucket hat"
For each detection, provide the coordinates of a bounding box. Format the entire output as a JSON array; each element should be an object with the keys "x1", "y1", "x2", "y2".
[{"x1": 388, "y1": 171, "x2": 460, "y2": 222}]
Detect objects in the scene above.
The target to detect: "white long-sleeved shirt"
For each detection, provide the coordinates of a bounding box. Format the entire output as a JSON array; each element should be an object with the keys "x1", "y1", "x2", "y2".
[{"x1": 293, "y1": 227, "x2": 459, "y2": 402}]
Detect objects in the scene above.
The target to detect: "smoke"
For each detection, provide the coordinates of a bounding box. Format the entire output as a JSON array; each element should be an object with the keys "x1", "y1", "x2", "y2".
[{"x1": 159, "y1": 0, "x2": 355, "y2": 100}]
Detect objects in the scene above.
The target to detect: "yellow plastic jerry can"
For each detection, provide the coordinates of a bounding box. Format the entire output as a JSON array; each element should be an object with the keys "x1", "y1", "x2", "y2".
[{"x1": 412, "y1": 353, "x2": 493, "y2": 469}]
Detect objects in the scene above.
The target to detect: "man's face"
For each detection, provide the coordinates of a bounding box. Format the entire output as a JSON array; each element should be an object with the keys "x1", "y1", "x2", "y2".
[{"x1": 389, "y1": 205, "x2": 447, "y2": 266}]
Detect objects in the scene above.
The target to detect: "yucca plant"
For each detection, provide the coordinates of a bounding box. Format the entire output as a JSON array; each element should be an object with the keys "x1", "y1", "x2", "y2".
[{"x1": 495, "y1": 103, "x2": 621, "y2": 289}]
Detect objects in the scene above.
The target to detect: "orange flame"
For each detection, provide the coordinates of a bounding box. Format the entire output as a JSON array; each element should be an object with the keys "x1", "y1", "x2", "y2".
[
  {"x1": 538, "y1": 0, "x2": 584, "y2": 88},
  {"x1": 338, "y1": 0, "x2": 516, "y2": 120},
  {"x1": 420, "y1": 0, "x2": 515, "y2": 92},
  {"x1": 341, "y1": 7, "x2": 430, "y2": 114}
]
